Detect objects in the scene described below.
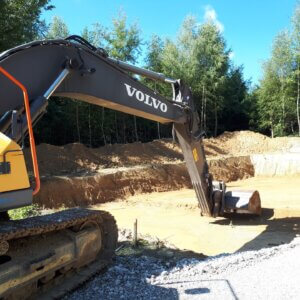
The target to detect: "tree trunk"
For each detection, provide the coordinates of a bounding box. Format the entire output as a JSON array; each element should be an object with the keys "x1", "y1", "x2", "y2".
[
  {"x1": 204, "y1": 93, "x2": 207, "y2": 132},
  {"x1": 157, "y1": 122, "x2": 161, "y2": 139},
  {"x1": 271, "y1": 117, "x2": 274, "y2": 138},
  {"x1": 214, "y1": 99, "x2": 218, "y2": 137},
  {"x1": 88, "y1": 104, "x2": 92, "y2": 147},
  {"x1": 201, "y1": 85, "x2": 205, "y2": 130},
  {"x1": 122, "y1": 115, "x2": 126, "y2": 143},
  {"x1": 297, "y1": 63, "x2": 300, "y2": 136},
  {"x1": 280, "y1": 79, "x2": 285, "y2": 134},
  {"x1": 76, "y1": 101, "x2": 80, "y2": 143},
  {"x1": 133, "y1": 116, "x2": 138, "y2": 141},
  {"x1": 115, "y1": 112, "x2": 119, "y2": 143},
  {"x1": 101, "y1": 107, "x2": 106, "y2": 145}
]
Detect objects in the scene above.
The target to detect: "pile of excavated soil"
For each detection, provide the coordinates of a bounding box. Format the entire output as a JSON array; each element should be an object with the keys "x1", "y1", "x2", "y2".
[
  {"x1": 26, "y1": 130, "x2": 299, "y2": 209},
  {"x1": 25, "y1": 131, "x2": 292, "y2": 177},
  {"x1": 25, "y1": 140, "x2": 183, "y2": 176},
  {"x1": 205, "y1": 130, "x2": 292, "y2": 156}
]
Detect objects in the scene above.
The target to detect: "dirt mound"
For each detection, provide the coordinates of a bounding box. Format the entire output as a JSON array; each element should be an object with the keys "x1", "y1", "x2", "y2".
[
  {"x1": 25, "y1": 140, "x2": 183, "y2": 176},
  {"x1": 205, "y1": 130, "x2": 290, "y2": 157},
  {"x1": 26, "y1": 130, "x2": 292, "y2": 177}
]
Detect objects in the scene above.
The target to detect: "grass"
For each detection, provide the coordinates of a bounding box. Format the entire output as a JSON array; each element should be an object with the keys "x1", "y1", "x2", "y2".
[{"x1": 8, "y1": 204, "x2": 41, "y2": 220}]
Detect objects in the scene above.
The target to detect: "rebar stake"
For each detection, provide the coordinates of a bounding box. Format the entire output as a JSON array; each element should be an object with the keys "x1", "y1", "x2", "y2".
[{"x1": 133, "y1": 219, "x2": 138, "y2": 247}]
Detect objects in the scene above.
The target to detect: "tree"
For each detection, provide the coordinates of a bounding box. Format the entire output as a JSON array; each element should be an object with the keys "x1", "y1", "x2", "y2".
[
  {"x1": 104, "y1": 10, "x2": 142, "y2": 142},
  {"x1": 291, "y1": 2, "x2": 300, "y2": 135},
  {"x1": 257, "y1": 30, "x2": 294, "y2": 137},
  {"x1": 159, "y1": 17, "x2": 230, "y2": 136},
  {"x1": 46, "y1": 16, "x2": 69, "y2": 39},
  {"x1": 220, "y1": 66, "x2": 249, "y2": 132},
  {"x1": 0, "y1": 0, "x2": 53, "y2": 52},
  {"x1": 257, "y1": 62, "x2": 281, "y2": 137},
  {"x1": 34, "y1": 17, "x2": 81, "y2": 145},
  {"x1": 106, "y1": 10, "x2": 141, "y2": 64}
]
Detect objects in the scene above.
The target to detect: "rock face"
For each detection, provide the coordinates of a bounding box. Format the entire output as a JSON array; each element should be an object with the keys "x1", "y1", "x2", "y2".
[{"x1": 251, "y1": 153, "x2": 300, "y2": 177}]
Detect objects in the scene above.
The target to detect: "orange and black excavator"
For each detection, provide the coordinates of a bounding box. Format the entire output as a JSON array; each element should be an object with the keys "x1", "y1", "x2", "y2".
[{"x1": 0, "y1": 36, "x2": 261, "y2": 298}]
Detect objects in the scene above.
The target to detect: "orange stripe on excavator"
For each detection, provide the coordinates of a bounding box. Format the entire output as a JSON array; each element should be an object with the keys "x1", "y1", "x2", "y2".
[{"x1": 0, "y1": 66, "x2": 40, "y2": 195}]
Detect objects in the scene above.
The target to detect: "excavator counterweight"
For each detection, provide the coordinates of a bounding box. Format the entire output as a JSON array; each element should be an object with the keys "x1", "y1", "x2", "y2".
[{"x1": 0, "y1": 36, "x2": 261, "y2": 298}]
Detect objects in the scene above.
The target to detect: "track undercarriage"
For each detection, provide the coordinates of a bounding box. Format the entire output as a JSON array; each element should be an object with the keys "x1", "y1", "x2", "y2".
[{"x1": 0, "y1": 208, "x2": 118, "y2": 299}]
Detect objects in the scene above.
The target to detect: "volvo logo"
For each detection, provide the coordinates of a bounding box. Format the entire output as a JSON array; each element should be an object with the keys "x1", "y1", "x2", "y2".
[{"x1": 124, "y1": 83, "x2": 167, "y2": 113}]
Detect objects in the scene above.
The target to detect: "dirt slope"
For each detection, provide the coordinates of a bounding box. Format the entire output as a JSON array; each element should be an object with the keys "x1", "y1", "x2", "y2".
[{"x1": 26, "y1": 131, "x2": 292, "y2": 176}]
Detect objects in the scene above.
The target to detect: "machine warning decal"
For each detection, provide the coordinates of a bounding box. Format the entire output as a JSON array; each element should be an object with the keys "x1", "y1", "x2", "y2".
[{"x1": 192, "y1": 148, "x2": 199, "y2": 162}]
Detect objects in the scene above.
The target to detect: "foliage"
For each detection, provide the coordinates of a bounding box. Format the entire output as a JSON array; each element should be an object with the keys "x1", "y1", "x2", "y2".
[
  {"x1": 256, "y1": 2, "x2": 300, "y2": 137},
  {"x1": 145, "y1": 16, "x2": 246, "y2": 136},
  {"x1": 46, "y1": 16, "x2": 69, "y2": 39},
  {"x1": 0, "y1": 0, "x2": 53, "y2": 52},
  {"x1": 9, "y1": 204, "x2": 41, "y2": 220}
]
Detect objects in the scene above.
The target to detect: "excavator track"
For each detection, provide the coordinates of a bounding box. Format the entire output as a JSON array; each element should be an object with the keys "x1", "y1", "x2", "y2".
[{"x1": 0, "y1": 208, "x2": 118, "y2": 299}]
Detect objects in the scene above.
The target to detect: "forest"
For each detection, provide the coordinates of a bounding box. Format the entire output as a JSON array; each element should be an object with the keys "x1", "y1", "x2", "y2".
[{"x1": 0, "y1": 0, "x2": 300, "y2": 146}]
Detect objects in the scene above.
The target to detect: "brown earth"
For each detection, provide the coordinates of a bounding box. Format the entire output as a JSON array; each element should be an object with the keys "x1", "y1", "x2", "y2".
[
  {"x1": 28, "y1": 131, "x2": 297, "y2": 209},
  {"x1": 35, "y1": 156, "x2": 254, "y2": 209},
  {"x1": 26, "y1": 130, "x2": 291, "y2": 177}
]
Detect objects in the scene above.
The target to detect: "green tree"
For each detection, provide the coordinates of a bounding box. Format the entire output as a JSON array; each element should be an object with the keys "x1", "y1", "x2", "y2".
[
  {"x1": 34, "y1": 17, "x2": 81, "y2": 145},
  {"x1": 258, "y1": 30, "x2": 294, "y2": 137},
  {"x1": 220, "y1": 66, "x2": 249, "y2": 132},
  {"x1": 143, "y1": 35, "x2": 171, "y2": 139},
  {"x1": 106, "y1": 11, "x2": 141, "y2": 64},
  {"x1": 291, "y1": 2, "x2": 300, "y2": 135},
  {"x1": 103, "y1": 10, "x2": 142, "y2": 143},
  {"x1": 159, "y1": 17, "x2": 230, "y2": 136},
  {"x1": 46, "y1": 16, "x2": 69, "y2": 39},
  {"x1": 77, "y1": 11, "x2": 143, "y2": 145},
  {"x1": 0, "y1": 0, "x2": 53, "y2": 52}
]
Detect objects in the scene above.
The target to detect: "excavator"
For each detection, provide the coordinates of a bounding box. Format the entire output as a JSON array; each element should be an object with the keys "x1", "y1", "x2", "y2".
[{"x1": 0, "y1": 36, "x2": 261, "y2": 299}]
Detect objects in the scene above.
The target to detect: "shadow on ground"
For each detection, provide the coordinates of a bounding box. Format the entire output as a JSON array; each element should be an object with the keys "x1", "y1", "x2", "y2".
[{"x1": 211, "y1": 208, "x2": 300, "y2": 252}]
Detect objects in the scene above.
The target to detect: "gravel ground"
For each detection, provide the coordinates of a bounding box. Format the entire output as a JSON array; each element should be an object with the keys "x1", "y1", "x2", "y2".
[{"x1": 66, "y1": 234, "x2": 300, "y2": 300}]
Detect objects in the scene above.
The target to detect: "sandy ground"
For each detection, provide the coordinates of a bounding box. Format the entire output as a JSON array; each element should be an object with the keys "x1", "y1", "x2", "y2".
[{"x1": 96, "y1": 176, "x2": 300, "y2": 256}]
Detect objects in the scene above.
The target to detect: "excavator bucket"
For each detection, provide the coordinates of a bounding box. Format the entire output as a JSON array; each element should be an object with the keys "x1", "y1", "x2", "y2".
[{"x1": 224, "y1": 190, "x2": 261, "y2": 215}]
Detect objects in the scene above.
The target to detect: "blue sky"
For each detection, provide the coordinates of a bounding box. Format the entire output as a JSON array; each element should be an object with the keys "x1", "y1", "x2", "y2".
[{"x1": 42, "y1": 0, "x2": 298, "y2": 85}]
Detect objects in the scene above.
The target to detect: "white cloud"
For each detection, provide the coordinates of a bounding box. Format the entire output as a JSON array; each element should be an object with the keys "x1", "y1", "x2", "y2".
[
  {"x1": 229, "y1": 51, "x2": 235, "y2": 59},
  {"x1": 204, "y1": 5, "x2": 224, "y2": 33}
]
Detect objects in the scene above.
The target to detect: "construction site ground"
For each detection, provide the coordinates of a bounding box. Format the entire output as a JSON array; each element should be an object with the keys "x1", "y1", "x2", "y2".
[{"x1": 27, "y1": 130, "x2": 300, "y2": 257}]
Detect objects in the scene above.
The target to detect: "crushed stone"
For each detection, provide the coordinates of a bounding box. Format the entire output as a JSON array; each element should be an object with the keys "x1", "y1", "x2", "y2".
[{"x1": 65, "y1": 234, "x2": 300, "y2": 300}]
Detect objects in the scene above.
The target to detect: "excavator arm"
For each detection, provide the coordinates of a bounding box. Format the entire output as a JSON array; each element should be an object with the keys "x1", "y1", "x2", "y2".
[{"x1": 0, "y1": 35, "x2": 261, "y2": 217}]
